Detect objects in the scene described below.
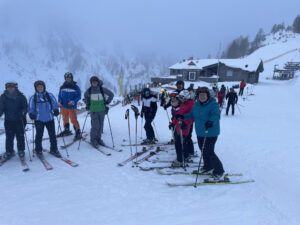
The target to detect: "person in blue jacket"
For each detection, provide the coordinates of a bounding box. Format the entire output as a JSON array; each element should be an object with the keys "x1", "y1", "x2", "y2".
[
  {"x1": 176, "y1": 86, "x2": 224, "y2": 180},
  {"x1": 28, "y1": 80, "x2": 62, "y2": 158},
  {"x1": 58, "y1": 72, "x2": 82, "y2": 140}
]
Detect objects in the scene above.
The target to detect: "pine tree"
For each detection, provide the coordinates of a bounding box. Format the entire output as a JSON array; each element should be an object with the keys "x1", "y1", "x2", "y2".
[{"x1": 293, "y1": 15, "x2": 300, "y2": 33}]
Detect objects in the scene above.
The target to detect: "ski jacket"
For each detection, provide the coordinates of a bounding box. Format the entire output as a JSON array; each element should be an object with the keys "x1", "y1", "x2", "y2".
[
  {"x1": 172, "y1": 99, "x2": 194, "y2": 136},
  {"x1": 84, "y1": 86, "x2": 114, "y2": 113},
  {"x1": 184, "y1": 98, "x2": 220, "y2": 137},
  {"x1": 141, "y1": 95, "x2": 157, "y2": 119},
  {"x1": 58, "y1": 81, "x2": 81, "y2": 109},
  {"x1": 28, "y1": 92, "x2": 59, "y2": 122},
  {"x1": 226, "y1": 91, "x2": 238, "y2": 104},
  {"x1": 0, "y1": 90, "x2": 27, "y2": 121},
  {"x1": 240, "y1": 81, "x2": 246, "y2": 88}
]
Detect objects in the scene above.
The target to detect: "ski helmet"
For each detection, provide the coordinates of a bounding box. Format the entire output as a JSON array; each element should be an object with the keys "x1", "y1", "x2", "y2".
[
  {"x1": 5, "y1": 81, "x2": 18, "y2": 89},
  {"x1": 178, "y1": 90, "x2": 191, "y2": 101},
  {"x1": 34, "y1": 80, "x2": 46, "y2": 91},
  {"x1": 64, "y1": 72, "x2": 73, "y2": 80},
  {"x1": 143, "y1": 88, "x2": 150, "y2": 95}
]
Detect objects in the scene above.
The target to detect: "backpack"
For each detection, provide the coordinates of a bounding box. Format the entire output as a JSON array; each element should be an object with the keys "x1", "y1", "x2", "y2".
[{"x1": 34, "y1": 92, "x2": 53, "y2": 110}]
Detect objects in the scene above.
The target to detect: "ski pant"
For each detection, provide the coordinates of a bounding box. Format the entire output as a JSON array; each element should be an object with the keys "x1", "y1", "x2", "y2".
[
  {"x1": 35, "y1": 120, "x2": 58, "y2": 152},
  {"x1": 186, "y1": 124, "x2": 194, "y2": 155},
  {"x1": 144, "y1": 116, "x2": 155, "y2": 140},
  {"x1": 239, "y1": 87, "x2": 244, "y2": 96},
  {"x1": 174, "y1": 132, "x2": 193, "y2": 162},
  {"x1": 90, "y1": 111, "x2": 106, "y2": 142},
  {"x1": 4, "y1": 120, "x2": 25, "y2": 153},
  {"x1": 226, "y1": 103, "x2": 235, "y2": 115},
  {"x1": 61, "y1": 107, "x2": 80, "y2": 130},
  {"x1": 197, "y1": 136, "x2": 224, "y2": 176}
]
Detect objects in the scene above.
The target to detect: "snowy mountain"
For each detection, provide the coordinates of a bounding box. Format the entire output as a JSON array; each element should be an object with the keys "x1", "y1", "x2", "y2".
[{"x1": 0, "y1": 31, "x2": 170, "y2": 96}]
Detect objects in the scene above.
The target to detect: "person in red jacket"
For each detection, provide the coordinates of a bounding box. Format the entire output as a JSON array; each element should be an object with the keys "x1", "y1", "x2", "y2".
[
  {"x1": 239, "y1": 80, "x2": 246, "y2": 96},
  {"x1": 169, "y1": 90, "x2": 194, "y2": 167}
]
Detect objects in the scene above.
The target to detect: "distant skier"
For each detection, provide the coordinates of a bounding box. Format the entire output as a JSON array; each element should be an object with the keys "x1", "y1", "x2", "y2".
[
  {"x1": 170, "y1": 90, "x2": 194, "y2": 166},
  {"x1": 58, "y1": 72, "x2": 82, "y2": 140},
  {"x1": 140, "y1": 88, "x2": 157, "y2": 144},
  {"x1": 239, "y1": 80, "x2": 246, "y2": 96},
  {"x1": 187, "y1": 83, "x2": 196, "y2": 100},
  {"x1": 28, "y1": 80, "x2": 62, "y2": 158},
  {"x1": 160, "y1": 89, "x2": 168, "y2": 107},
  {"x1": 177, "y1": 86, "x2": 224, "y2": 180},
  {"x1": 84, "y1": 76, "x2": 114, "y2": 148},
  {"x1": 217, "y1": 84, "x2": 226, "y2": 108},
  {"x1": 225, "y1": 88, "x2": 238, "y2": 116},
  {"x1": 0, "y1": 81, "x2": 27, "y2": 161}
]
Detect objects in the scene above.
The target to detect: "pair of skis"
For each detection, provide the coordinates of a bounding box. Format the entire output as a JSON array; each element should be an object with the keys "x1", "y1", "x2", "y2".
[
  {"x1": 34, "y1": 149, "x2": 79, "y2": 170},
  {"x1": 0, "y1": 153, "x2": 29, "y2": 172}
]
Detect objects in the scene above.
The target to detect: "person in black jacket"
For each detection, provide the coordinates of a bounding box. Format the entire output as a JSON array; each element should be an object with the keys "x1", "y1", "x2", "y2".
[
  {"x1": 225, "y1": 88, "x2": 238, "y2": 116},
  {"x1": 0, "y1": 81, "x2": 28, "y2": 160},
  {"x1": 140, "y1": 88, "x2": 157, "y2": 144}
]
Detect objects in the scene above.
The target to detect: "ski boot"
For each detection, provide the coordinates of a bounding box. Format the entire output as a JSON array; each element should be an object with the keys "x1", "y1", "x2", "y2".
[
  {"x1": 57, "y1": 124, "x2": 72, "y2": 137},
  {"x1": 2, "y1": 151, "x2": 15, "y2": 160},
  {"x1": 97, "y1": 138, "x2": 105, "y2": 146},
  {"x1": 49, "y1": 149, "x2": 62, "y2": 158},
  {"x1": 153, "y1": 137, "x2": 158, "y2": 143},
  {"x1": 73, "y1": 129, "x2": 82, "y2": 141},
  {"x1": 171, "y1": 160, "x2": 183, "y2": 167},
  {"x1": 35, "y1": 149, "x2": 44, "y2": 158},
  {"x1": 167, "y1": 139, "x2": 174, "y2": 144},
  {"x1": 91, "y1": 139, "x2": 99, "y2": 148},
  {"x1": 18, "y1": 151, "x2": 25, "y2": 160}
]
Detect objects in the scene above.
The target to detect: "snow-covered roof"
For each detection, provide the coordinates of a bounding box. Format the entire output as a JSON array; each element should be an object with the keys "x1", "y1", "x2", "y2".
[{"x1": 169, "y1": 58, "x2": 262, "y2": 72}]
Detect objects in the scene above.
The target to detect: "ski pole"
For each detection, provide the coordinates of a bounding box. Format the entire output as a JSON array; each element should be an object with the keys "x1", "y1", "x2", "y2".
[
  {"x1": 77, "y1": 112, "x2": 89, "y2": 151},
  {"x1": 140, "y1": 117, "x2": 143, "y2": 140},
  {"x1": 152, "y1": 121, "x2": 159, "y2": 141},
  {"x1": 106, "y1": 113, "x2": 115, "y2": 148},
  {"x1": 166, "y1": 109, "x2": 175, "y2": 141},
  {"x1": 194, "y1": 130, "x2": 208, "y2": 188},
  {"x1": 32, "y1": 122, "x2": 35, "y2": 158},
  {"x1": 56, "y1": 116, "x2": 69, "y2": 157},
  {"x1": 236, "y1": 103, "x2": 242, "y2": 114},
  {"x1": 131, "y1": 105, "x2": 140, "y2": 166},
  {"x1": 178, "y1": 120, "x2": 186, "y2": 170},
  {"x1": 56, "y1": 114, "x2": 62, "y2": 135},
  {"x1": 20, "y1": 115, "x2": 32, "y2": 161},
  {"x1": 125, "y1": 109, "x2": 134, "y2": 167}
]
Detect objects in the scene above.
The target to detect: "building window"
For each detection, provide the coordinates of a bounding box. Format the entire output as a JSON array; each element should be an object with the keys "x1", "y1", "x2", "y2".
[
  {"x1": 189, "y1": 72, "x2": 196, "y2": 80},
  {"x1": 226, "y1": 70, "x2": 233, "y2": 77}
]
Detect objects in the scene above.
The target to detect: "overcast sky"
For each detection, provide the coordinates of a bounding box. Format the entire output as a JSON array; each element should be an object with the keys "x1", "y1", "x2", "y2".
[{"x1": 0, "y1": 0, "x2": 299, "y2": 60}]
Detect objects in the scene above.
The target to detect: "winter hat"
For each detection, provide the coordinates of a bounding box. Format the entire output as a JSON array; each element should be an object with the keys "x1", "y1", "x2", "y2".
[
  {"x1": 34, "y1": 80, "x2": 46, "y2": 92},
  {"x1": 90, "y1": 76, "x2": 100, "y2": 85},
  {"x1": 196, "y1": 86, "x2": 210, "y2": 98},
  {"x1": 5, "y1": 81, "x2": 18, "y2": 89},
  {"x1": 64, "y1": 72, "x2": 73, "y2": 80},
  {"x1": 176, "y1": 80, "x2": 184, "y2": 87}
]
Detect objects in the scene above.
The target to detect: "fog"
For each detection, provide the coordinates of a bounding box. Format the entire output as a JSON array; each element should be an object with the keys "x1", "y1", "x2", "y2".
[{"x1": 0, "y1": 0, "x2": 299, "y2": 59}]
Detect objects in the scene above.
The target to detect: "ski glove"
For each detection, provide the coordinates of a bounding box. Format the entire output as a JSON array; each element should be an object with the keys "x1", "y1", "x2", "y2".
[
  {"x1": 68, "y1": 101, "x2": 75, "y2": 106},
  {"x1": 205, "y1": 121, "x2": 213, "y2": 129},
  {"x1": 53, "y1": 109, "x2": 59, "y2": 117},
  {"x1": 168, "y1": 122, "x2": 175, "y2": 130},
  {"x1": 29, "y1": 113, "x2": 36, "y2": 120},
  {"x1": 105, "y1": 106, "x2": 109, "y2": 115},
  {"x1": 175, "y1": 114, "x2": 184, "y2": 120},
  {"x1": 140, "y1": 112, "x2": 144, "y2": 118}
]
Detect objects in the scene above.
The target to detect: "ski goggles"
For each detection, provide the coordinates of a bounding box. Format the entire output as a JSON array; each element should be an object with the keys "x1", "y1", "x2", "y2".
[
  {"x1": 144, "y1": 91, "x2": 150, "y2": 94},
  {"x1": 5, "y1": 83, "x2": 17, "y2": 88}
]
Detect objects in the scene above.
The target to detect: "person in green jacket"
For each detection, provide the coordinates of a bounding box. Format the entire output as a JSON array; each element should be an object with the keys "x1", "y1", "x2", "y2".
[
  {"x1": 176, "y1": 86, "x2": 224, "y2": 180},
  {"x1": 84, "y1": 76, "x2": 114, "y2": 148}
]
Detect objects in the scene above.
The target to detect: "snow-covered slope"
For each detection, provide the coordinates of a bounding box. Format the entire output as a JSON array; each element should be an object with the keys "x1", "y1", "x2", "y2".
[{"x1": 1, "y1": 73, "x2": 300, "y2": 225}]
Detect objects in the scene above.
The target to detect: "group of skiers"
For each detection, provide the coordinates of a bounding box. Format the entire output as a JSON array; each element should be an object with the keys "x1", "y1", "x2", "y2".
[{"x1": 0, "y1": 73, "x2": 114, "y2": 162}]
